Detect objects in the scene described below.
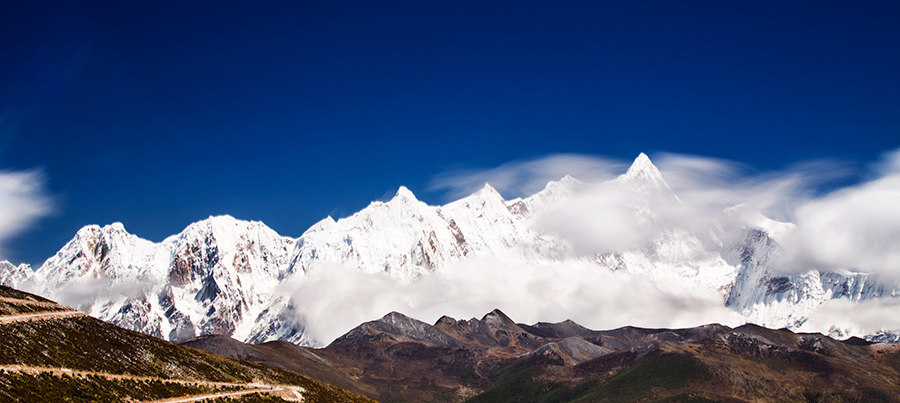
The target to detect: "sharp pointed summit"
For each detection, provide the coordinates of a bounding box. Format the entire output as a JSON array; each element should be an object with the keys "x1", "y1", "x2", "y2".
[
  {"x1": 473, "y1": 182, "x2": 503, "y2": 200},
  {"x1": 615, "y1": 153, "x2": 676, "y2": 199},
  {"x1": 621, "y1": 153, "x2": 664, "y2": 182},
  {"x1": 392, "y1": 185, "x2": 418, "y2": 202}
]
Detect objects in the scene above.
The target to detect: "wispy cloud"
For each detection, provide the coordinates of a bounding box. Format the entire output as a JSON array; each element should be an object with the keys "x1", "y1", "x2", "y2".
[
  {"x1": 0, "y1": 169, "x2": 54, "y2": 259},
  {"x1": 429, "y1": 154, "x2": 626, "y2": 200},
  {"x1": 432, "y1": 151, "x2": 898, "y2": 278},
  {"x1": 655, "y1": 152, "x2": 850, "y2": 223}
]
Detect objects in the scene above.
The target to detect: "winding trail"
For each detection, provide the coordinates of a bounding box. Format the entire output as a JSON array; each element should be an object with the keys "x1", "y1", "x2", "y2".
[
  {"x1": 151, "y1": 389, "x2": 268, "y2": 402},
  {"x1": 0, "y1": 364, "x2": 304, "y2": 402},
  {"x1": 0, "y1": 310, "x2": 84, "y2": 323}
]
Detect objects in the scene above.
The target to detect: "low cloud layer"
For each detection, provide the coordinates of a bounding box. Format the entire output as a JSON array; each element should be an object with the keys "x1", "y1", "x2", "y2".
[
  {"x1": 0, "y1": 169, "x2": 53, "y2": 259},
  {"x1": 285, "y1": 259, "x2": 740, "y2": 345},
  {"x1": 798, "y1": 297, "x2": 900, "y2": 338},
  {"x1": 369, "y1": 150, "x2": 900, "y2": 344}
]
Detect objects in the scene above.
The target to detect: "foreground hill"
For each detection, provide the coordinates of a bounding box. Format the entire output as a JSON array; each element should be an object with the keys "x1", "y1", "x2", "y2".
[
  {"x1": 0, "y1": 285, "x2": 375, "y2": 403},
  {"x1": 185, "y1": 309, "x2": 900, "y2": 403}
]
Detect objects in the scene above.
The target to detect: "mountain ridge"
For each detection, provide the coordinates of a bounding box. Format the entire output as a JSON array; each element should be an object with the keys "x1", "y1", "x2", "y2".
[
  {"x1": 183, "y1": 308, "x2": 900, "y2": 403},
  {"x1": 2, "y1": 153, "x2": 898, "y2": 346}
]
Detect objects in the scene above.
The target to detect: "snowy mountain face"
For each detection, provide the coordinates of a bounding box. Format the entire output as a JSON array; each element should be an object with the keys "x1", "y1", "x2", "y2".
[
  {"x1": 0, "y1": 261, "x2": 31, "y2": 288},
  {"x1": 2, "y1": 153, "x2": 898, "y2": 345}
]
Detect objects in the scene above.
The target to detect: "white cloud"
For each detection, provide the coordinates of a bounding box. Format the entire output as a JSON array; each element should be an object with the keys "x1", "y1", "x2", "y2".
[
  {"x1": 51, "y1": 275, "x2": 156, "y2": 311},
  {"x1": 798, "y1": 297, "x2": 900, "y2": 337},
  {"x1": 433, "y1": 151, "x2": 900, "y2": 278},
  {"x1": 0, "y1": 169, "x2": 54, "y2": 258},
  {"x1": 780, "y1": 152, "x2": 900, "y2": 278},
  {"x1": 284, "y1": 258, "x2": 741, "y2": 345},
  {"x1": 654, "y1": 152, "x2": 840, "y2": 223},
  {"x1": 653, "y1": 151, "x2": 900, "y2": 279},
  {"x1": 536, "y1": 182, "x2": 657, "y2": 255}
]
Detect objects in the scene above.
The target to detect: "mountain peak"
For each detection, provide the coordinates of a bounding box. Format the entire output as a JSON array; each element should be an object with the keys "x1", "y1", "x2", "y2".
[
  {"x1": 615, "y1": 153, "x2": 676, "y2": 199},
  {"x1": 481, "y1": 308, "x2": 514, "y2": 324},
  {"x1": 392, "y1": 186, "x2": 418, "y2": 202},
  {"x1": 334, "y1": 310, "x2": 462, "y2": 348},
  {"x1": 474, "y1": 183, "x2": 503, "y2": 199},
  {"x1": 74, "y1": 222, "x2": 130, "y2": 240},
  {"x1": 382, "y1": 311, "x2": 411, "y2": 321},
  {"x1": 559, "y1": 174, "x2": 578, "y2": 183},
  {"x1": 184, "y1": 215, "x2": 239, "y2": 230},
  {"x1": 306, "y1": 216, "x2": 337, "y2": 233},
  {"x1": 623, "y1": 153, "x2": 662, "y2": 180}
]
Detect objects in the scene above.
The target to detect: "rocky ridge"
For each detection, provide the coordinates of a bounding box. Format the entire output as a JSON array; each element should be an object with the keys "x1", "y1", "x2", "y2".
[{"x1": 185, "y1": 309, "x2": 900, "y2": 403}]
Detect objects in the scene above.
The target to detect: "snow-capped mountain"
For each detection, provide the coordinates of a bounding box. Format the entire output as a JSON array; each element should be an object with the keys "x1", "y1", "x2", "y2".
[
  {"x1": 2, "y1": 153, "x2": 898, "y2": 345},
  {"x1": 0, "y1": 261, "x2": 31, "y2": 288}
]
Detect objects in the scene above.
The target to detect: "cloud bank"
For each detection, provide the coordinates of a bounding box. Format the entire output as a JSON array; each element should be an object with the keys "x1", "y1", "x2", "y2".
[
  {"x1": 782, "y1": 150, "x2": 900, "y2": 278},
  {"x1": 798, "y1": 297, "x2": 900, "y2": 338},
  {"x1": 333, "y1": 150, "x2": 900, "y2": 345},
  {"x1": 432, "y1": 151, "x2": 900, "y2": 278},
  {"x1": 0, "y1": 169, "x2": 53, "y2": 259},
  {"x1": 285, "y1": 259, "x2": 740, "y2": 345}
]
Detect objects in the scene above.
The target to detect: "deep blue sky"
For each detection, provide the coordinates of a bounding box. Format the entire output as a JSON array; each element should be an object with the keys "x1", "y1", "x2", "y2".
[{"x1": 1, "y1": 1, "x2": 898, "y2": 266}]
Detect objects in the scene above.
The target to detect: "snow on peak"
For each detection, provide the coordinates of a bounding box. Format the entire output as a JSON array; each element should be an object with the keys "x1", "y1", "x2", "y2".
[
  {"x1": 615, "y1": 153, "x2": 676, "y2": 199},
  {"x1": 544, "y1": 174, "x2": 582, "y2": 193},
  {"x1": 472, "y1": 183, "x2": 503, "y2": 200},
  {"x1": 723, "y1": 203, "x2": 796, "y2": 244},
  {"x1": 306, "y1": 216, "x2": 337, "y2": 233},
  {"x1": 392, "y1": 186, "x2": 418, "y2": 202},
  {"x1": 0, "y1": 261, "x2": 33, "y2": 289},
  {"x1": 621, "y1": 153, "x2": 664, "y2": 182},
  {"x1": 20, "y1": 166, "x2": 899, "y2": 347},
  {"x1": 70, "y1": 222, "x2": 137, "y2": 247},
  {"x1": 522, "y1": 175, "x2": 582, "y2": 216},
  {"x1": 559, "y1": 174, "x2": 579, "y2": 184},
  {"x1": 191, "y1": 214, "x2": 245, "y2": 229}
]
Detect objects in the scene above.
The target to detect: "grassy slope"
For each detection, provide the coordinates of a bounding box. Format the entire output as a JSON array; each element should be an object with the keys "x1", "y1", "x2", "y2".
[
  {"x1": 465, "y1": 339, "x2": 900, "y2": 403},
  {"x1": 465, "y1": 353, "x2": 713, "y2": 403},
  {"x1": 0, "y1": 285, "x2": 55, "y2": 303}
]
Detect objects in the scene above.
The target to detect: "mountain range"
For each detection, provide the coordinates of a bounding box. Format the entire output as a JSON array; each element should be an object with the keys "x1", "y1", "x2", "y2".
[{"x1": 1, "y1": 153, "x2": 898, "y2": 346}]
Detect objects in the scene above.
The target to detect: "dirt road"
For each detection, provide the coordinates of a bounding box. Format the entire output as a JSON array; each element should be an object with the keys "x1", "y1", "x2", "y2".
[
  {"x1": 0, "y1": 310, "x2": 84, "y2": 323},
  {"x1": 0, "y1": 364, "x2": 304, "y2": 402}
]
